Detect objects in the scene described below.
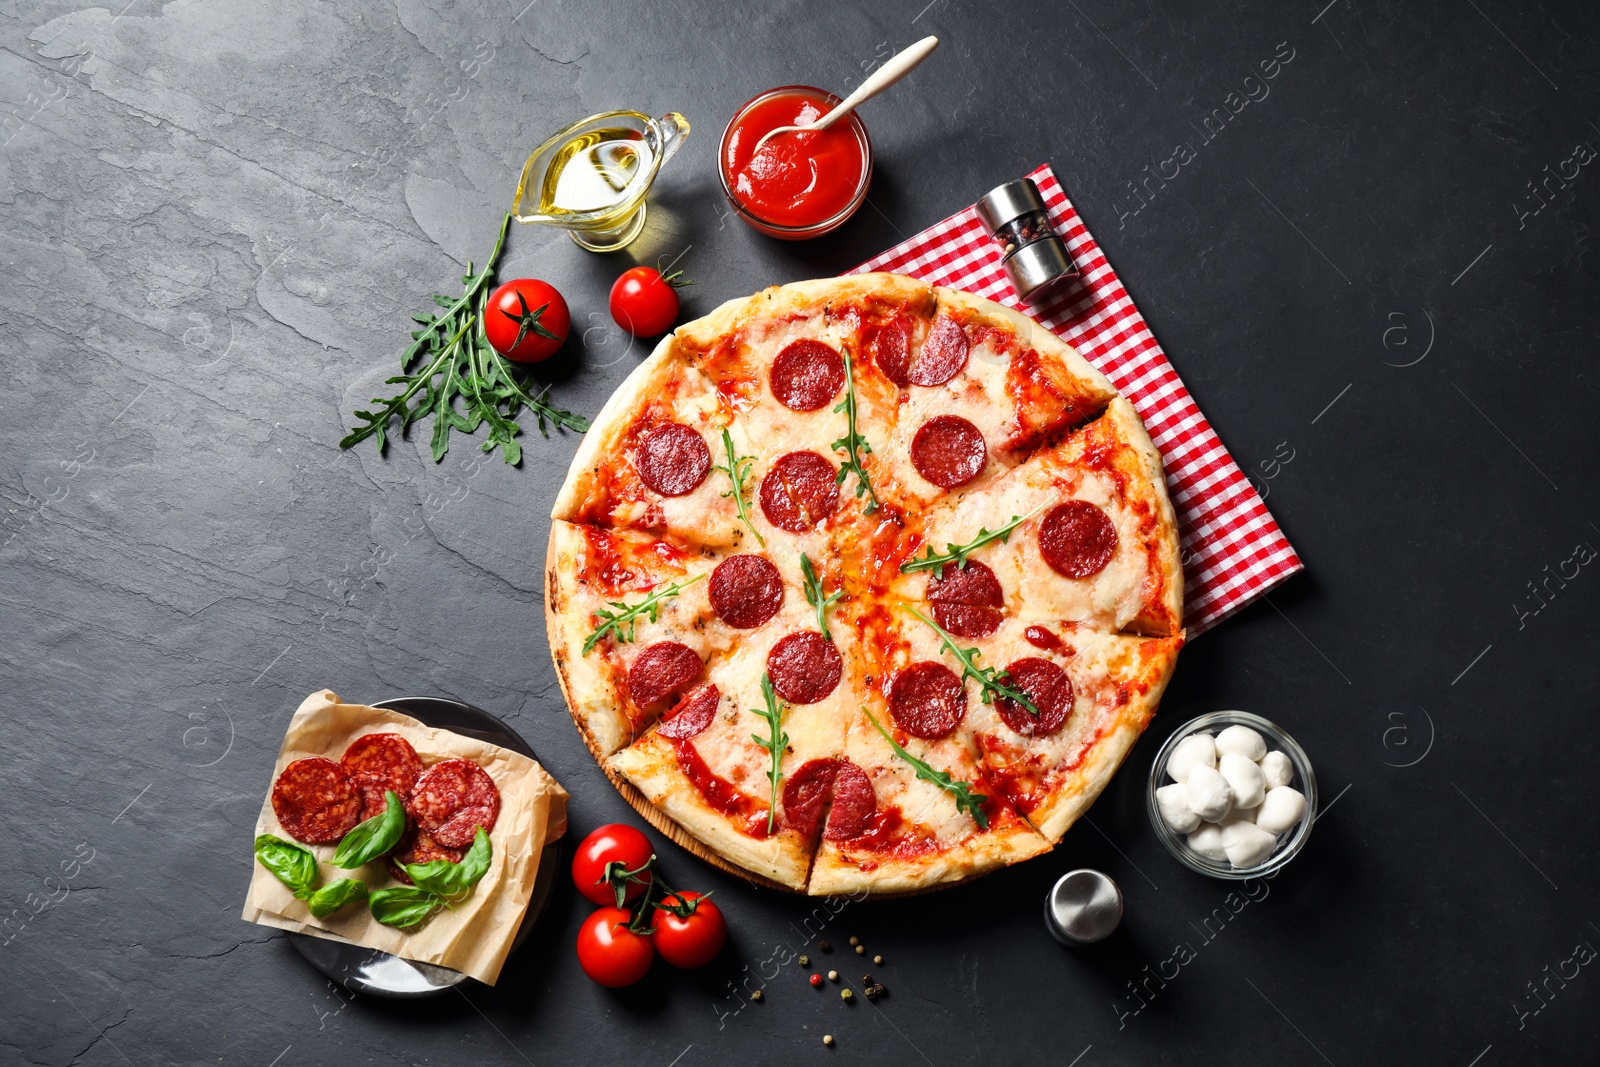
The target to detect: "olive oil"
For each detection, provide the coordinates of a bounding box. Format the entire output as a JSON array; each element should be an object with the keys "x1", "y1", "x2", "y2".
[
  {"x1": 512, "y1": 110, "x2": 689, "y2": 252},
  {"x1": 536, "y1": 128, "x2": 653, "y2": 216}
]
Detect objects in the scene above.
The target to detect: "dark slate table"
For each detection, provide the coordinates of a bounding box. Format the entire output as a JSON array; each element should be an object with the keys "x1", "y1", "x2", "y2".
[{"x1": 4, "y1": 0, "x2": 1596, "y2": 1063}]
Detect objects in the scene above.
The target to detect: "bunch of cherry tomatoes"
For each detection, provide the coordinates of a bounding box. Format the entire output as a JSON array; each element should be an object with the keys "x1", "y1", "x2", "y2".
[
  {"x1": 484, "y1": 265, "x2": 690, "y2": 364},
  {"x1": 570, "y1": 823, "x2": 727, "y2": 988}
]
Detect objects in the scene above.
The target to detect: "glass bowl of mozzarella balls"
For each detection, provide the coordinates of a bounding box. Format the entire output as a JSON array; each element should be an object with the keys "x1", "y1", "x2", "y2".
[{"x1": 1146, "y1": 711, "x2": 1317, "y2": 878}]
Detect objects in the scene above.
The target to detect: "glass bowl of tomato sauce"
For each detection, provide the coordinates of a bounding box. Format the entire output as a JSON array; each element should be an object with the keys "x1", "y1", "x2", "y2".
[{"x1": 718, "y1": 85, "x2": 873, "y2": 240}]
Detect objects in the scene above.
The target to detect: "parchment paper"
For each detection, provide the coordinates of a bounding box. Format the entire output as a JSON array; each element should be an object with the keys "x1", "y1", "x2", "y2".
[{"x1": 240, "y1": 689, "x2": 568, "y2": 985}]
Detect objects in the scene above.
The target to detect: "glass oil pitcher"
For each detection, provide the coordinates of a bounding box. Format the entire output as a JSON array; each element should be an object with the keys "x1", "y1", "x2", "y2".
[{"x1": 512, "y1": 110, "x2": 690, "y2": 252}]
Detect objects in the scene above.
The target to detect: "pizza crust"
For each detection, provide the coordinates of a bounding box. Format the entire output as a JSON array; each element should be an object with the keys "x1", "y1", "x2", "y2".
[
  {"x1": 544, "y1": 521, "x2": 647, "y2": 757},
  {"x1": 1098, "y1": 397, "x2": 1184, "y2": 636},
  {"x1": 807, "y1": 817, "x2": 1050, "y2": 897}
]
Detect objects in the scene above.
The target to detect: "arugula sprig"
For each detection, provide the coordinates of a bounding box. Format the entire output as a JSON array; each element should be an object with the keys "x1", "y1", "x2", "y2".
[
  {"x1": 800, "y1": 553, "x2": 843, "y2": 641},
  {"x1": 905, "y1": 604, "x2": 1039, "y2": 717},
  {"x1": 340, "y1": 212, "x2": 590, "y2": 465},
  {"x1": 748, "y1": 673, "x2": 789, "y2": 835},
  {"x1": 831, "y1": 345, "x2": 881, "y2": 515},
  {"x1": 582, "y1": 574, "x2": 707, "y2": 655},
  {"x1": 899, "y1": 505, "x2": 1046, "y2": 575},
  {"x1": 862, "y1": 706, "x2": 989, "y2": 829},
  {"x1": 715, "y1": 426, "x2": 765, "y2": 549}
]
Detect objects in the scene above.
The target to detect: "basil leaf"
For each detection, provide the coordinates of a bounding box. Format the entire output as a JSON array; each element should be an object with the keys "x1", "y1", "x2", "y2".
[
  {"x1": 405, "y1": 827, "x2": 492, "y2": 898},
  {"x1": 332, "y1": 791, "x2": 405, "y2": 869},
  {"x1": 306, "y1": 878, "x2": 368, "y2": 919},
  {"x1": 369, "y1": 886, "x2": 438, "y2": 929},
  {"x1": 254, "y1": 834, "x2": 319, "y2": 900}
]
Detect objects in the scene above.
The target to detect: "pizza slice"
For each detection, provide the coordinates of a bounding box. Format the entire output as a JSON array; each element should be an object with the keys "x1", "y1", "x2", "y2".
[
  {"x1": 892, "y1": 396, "x2": 1184, "y2": 637},
  {"x1": 804, "y1": 704, "x2": 1050, "y2": 896},
  {"x1": 550, "y1": 337, "x2": 756, "y2": 550},
  {"x1": 546, "y1": 520, "x2": 724, "y2": 756},
  {"x1": 548, "y1": 516, "x2": 851, "y2": 760},
  {"x1": 952, "y1": 618, "x2": 1183, "y2": 843},
  {"x1": 805, "y1": 609, "x2": 1050, "y2": 896},
  {"x1": 608, "y1": 596, "x2": 856, "y2": 889},
  {"x1": 865, "y1": 285, "x2": 1119, "y2": 509},
  {"x1": 671, "y1": 274, "x2": 918, "y2": 537}
]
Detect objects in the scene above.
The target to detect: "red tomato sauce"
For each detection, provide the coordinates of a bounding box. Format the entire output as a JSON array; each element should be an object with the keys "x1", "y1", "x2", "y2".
[
  {"x1": 1024, "y1": 625, "x2": 1064, "y2": 652},
  {"x1": 834, "y1": 806, "x2": 938, "y2": 860},
  {"x1": 580, "y1": 526, "x2": 686, "y2": 596},
  {"x1": 723, "y1": 89, "x2": 867, "y2": 228},
  {"x1": 671, "y1": 739, "x2": 771, "y2": 838}
]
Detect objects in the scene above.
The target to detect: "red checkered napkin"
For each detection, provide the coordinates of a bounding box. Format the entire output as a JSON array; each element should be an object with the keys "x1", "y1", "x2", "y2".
[{"x1": 849, "y1": 164, "x2": 1301, "y2": 636}]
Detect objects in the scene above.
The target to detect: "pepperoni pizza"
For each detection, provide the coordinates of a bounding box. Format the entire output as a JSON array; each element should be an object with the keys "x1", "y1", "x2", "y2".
[{"x1": 546, "y1": 273, "x2": 1183, "y2": 895}]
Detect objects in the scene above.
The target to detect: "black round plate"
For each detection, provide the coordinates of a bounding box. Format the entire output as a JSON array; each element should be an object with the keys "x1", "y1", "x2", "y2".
[{"x1": 286, "y1": 695, "x2": 562, "y2": 997}]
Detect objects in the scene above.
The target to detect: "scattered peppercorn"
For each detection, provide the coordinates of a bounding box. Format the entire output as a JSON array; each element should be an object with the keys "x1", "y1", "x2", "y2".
[
  {"x1": 798, "y1": 954, "x2": 810, "y2": 966},
  {"x1": 841, "y1": 988, "x2": 854, "y2": 1002},
  {"x1": 873, "y1": 954, "x2": 884, "y2": 965},
  {"x1": 862, "y1": 974, "x2": 874, "y2": 985},
  {"x1": 809, "y1": 973, "x2": 823, "y2": 988},
  {"x1": 818, "y1": 940, "x2": 831, "y2": 952},
  {"x1": 751, "y1": 990, "x2": 763, "y2": 1002},
  {"x1": 848, "y1": 936, "x2": 860, "y2": 947},
  {"x1": 823, "y1": 1035, "x2": 835, "y2": 1047},
  {"x1": 827, "y1": 970, "x2": 839, "y2": 982},
  {"x1": 855, "y1": 945, "x2": 866, "y2": 955},
  {"x1": 863, "y1": 982, "x2": 887, "y2": 1002}
]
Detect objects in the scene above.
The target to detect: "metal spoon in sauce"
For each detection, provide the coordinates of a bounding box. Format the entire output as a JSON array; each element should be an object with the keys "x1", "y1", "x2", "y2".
[{"x1": 751, "y1": 35, "x2": 940, "y2": 154}]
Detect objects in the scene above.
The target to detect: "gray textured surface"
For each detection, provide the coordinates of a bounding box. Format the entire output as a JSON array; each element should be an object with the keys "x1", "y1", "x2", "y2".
[{"x1": 3, "y1": 0, "x2": 1597, "y2": 1063}]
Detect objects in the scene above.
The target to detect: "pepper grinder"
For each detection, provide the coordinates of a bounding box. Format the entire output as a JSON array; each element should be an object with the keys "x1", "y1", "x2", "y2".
[
  {"x1": 1044, "y1": 869, "x2": 1124, "y2": 945},
  {"x1": 976, "y1": 178, "x2": 1079, "y2": 304}
]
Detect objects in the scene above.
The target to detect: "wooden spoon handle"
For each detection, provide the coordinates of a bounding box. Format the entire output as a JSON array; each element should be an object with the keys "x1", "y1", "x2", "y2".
[{"x1": 814, "y1": 35, "x2": 939, "y2": 130}]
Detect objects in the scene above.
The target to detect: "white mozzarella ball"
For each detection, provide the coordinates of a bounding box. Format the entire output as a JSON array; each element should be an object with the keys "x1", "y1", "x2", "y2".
[
  {"x1": 1218, "y1": 753, "x2": 1266, "y2": 809},
  {"x1": 1255, "y1": 786, "x2": 1307, "y2": 834},
  {"x1": 1156, "y1": 783, "x2": 1201, "y2": 833},
  {"x1": 1187, "y1": 823, "x2": 1227, "y2": 861},
  {"x1": 1185, "y1": 764, "x2": 1233, "y2": 822},
  {"x1": 1216, "y1": 724, "x2": 1268, "y2": 760},
  {"x1": 1216, "y1": 813, "x2": 1258, "y2": 843},
  {"x1": 1222, "y1": 821, "x2": 1278, "y2": 868},
  {"x1": 1167, "y1": 733, "x2": 1217, "y2": 783},
  {"x1": 1259, "y1": 750, "x2": 1293, "y2": 789}
]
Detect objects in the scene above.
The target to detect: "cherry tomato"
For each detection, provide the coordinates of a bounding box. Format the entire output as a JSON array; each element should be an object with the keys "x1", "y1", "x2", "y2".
[
  {"x1": 485, "y1": 278, "x2": 569, "y2": 363},
  {"x1": 571, "y1": 823, "x2": 654, "y2": 906},
  {"x1": 609, "y1": 266, "x2": 685, "y2": 338},
  {"x1": 651, "y1": 892, "x2": 726, "y2": 969},
  {"x1": 576, "y1": 906, "x2": 654, "y2": 987}
]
